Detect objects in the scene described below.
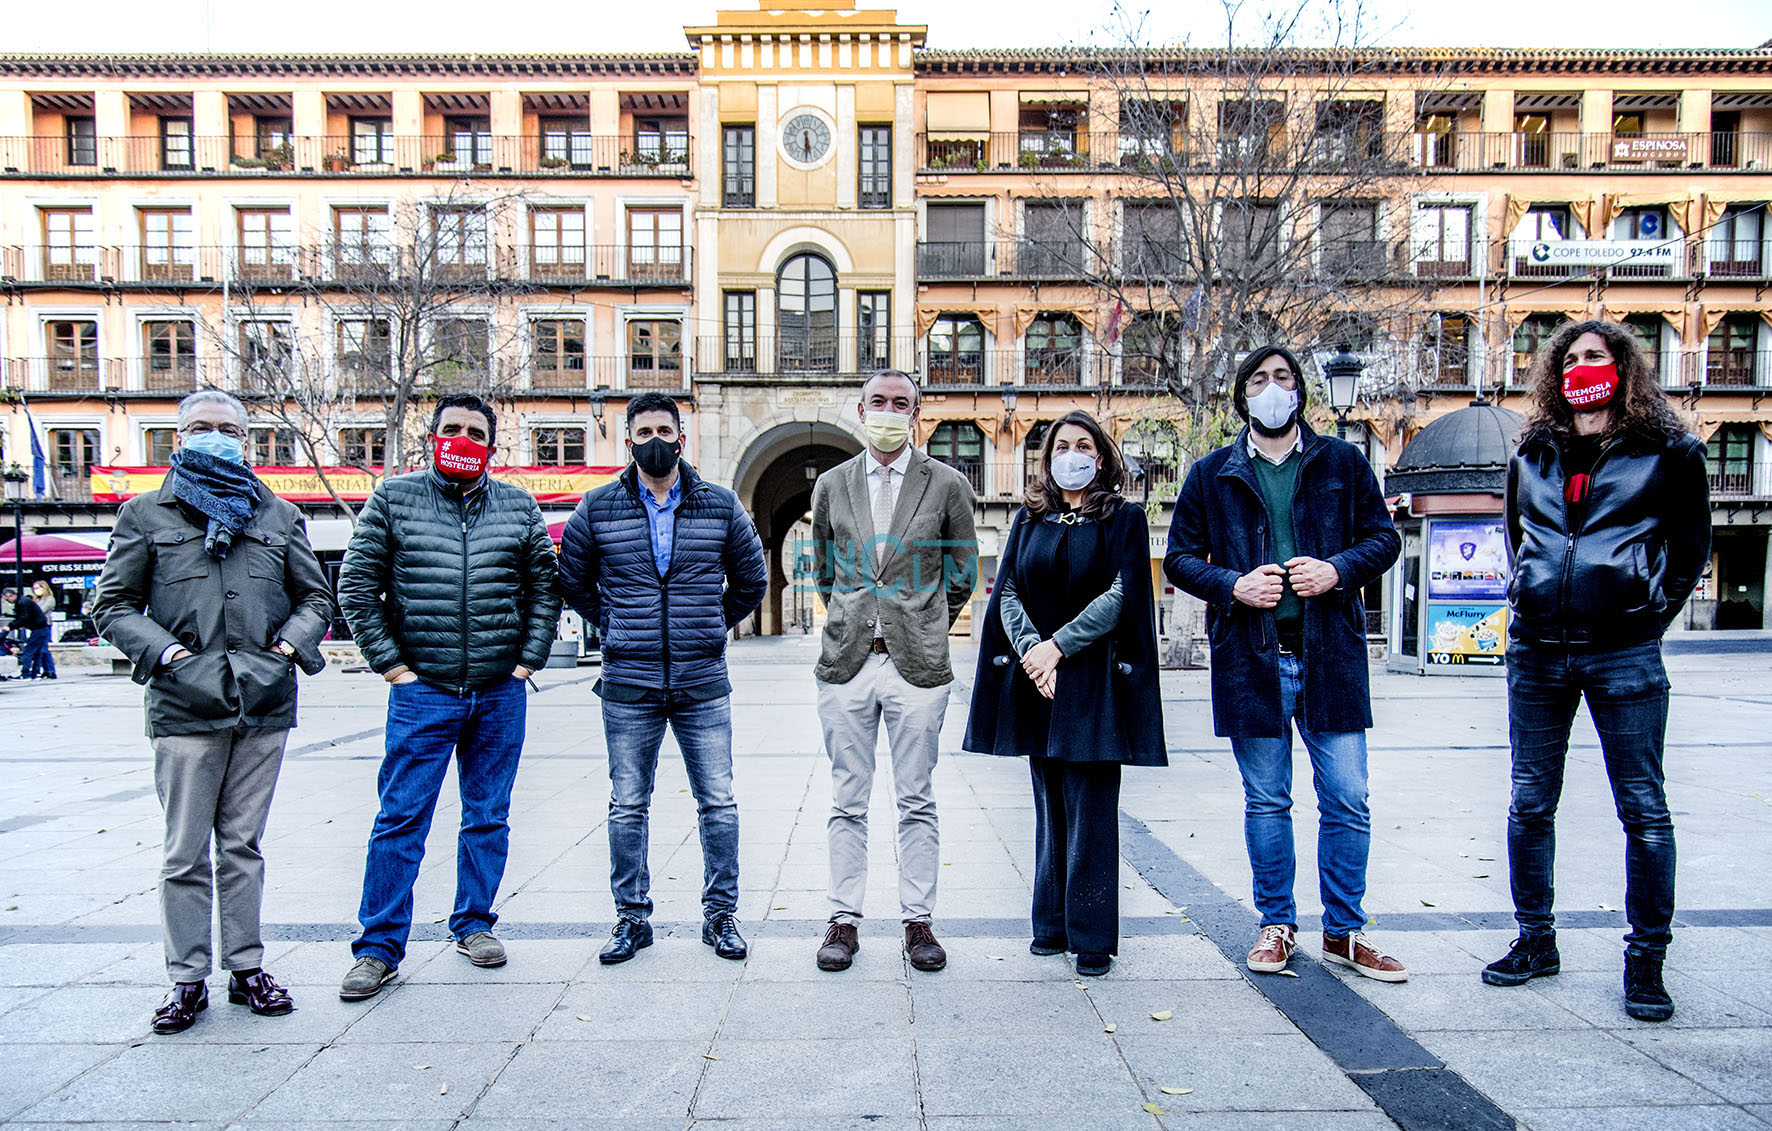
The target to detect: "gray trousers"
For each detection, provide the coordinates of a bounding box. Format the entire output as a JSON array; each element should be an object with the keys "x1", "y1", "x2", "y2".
[
  {"x1": 816, "y1": 653, "x2": 948, "y2": 923},
  {"x1": 153, "y1": 726, "x2": 288, "y2": 982}
]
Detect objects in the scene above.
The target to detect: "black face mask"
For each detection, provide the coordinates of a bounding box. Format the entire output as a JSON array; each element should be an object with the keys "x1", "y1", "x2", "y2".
[
  {"x1": 1248, "y1": 411, "x2": 1298, "y2": 439},
  {"x1": 632, "y1": 436, "x2": 681, "y2": 478}
]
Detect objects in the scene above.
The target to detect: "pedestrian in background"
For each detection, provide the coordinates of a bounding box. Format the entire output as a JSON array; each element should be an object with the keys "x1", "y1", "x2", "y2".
[
  {"x1": 809, "y1": 369, "x2": 978, "y2": 974},
  {"x1": 1165, "y1": 345, "x2": 1406, "y2": 983},
  {"x1": 964, "y1": 410, "x2": 1165, "y2": 977},
  {"x1": 1485, "y1": 320, "x2": 1710, "y2": 1022},
  {"x1": 93, "y1": 390, "x2": 333, "y2": 1035},
  {"x1": 335, "y1": 394, "x2": 561, "y2": 1001},
  {"x1": 7, "y1": 583, "x2": 54, "y2": 679},
  {"x1": 557, "y1": 392, "x2": 766, "y2": 966}
]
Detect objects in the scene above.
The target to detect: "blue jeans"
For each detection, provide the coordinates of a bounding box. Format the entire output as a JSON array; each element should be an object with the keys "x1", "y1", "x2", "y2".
[
  {"x1": 21, "y1": 627, "x2": 54, "y2": 678},
  {"x1": 1507, "y1": 640, "x2": 1674, "y2": 959},
  {"x1": 1228, "y1": 653, "x2": 1372, "y2": 937},
  {"x1": 602, "y1": 695, "x2": 739, "y2": 921},
  {"x1": 353, "y1": 676, "x2": 527, "y2": 966}
]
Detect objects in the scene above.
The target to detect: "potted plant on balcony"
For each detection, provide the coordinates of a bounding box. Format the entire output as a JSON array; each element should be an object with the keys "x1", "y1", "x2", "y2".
[
  {"x1": 432, "y1": 150, "x2": 466, "y2": 172},
  {"x1": 539, "y1": 155, "x2": 570, "y2": 170},
  {"x1": 1018, "y1": 150, "x2": 1041, "y2": 169},
  {"x1": 230, "y1": 154, "x2": 268, "y2": 170},
  {"x1": 260, "y1": 143, "x2": 294, "y2": 171},
  {"x1": 324, "y1": 150, "x2": 353, "y2": 173}
]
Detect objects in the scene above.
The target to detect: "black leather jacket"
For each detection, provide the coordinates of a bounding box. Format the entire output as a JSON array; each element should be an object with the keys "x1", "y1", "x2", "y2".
[{"x1": 1505, "y1": 427, "x2": 1711, "y2": 649}]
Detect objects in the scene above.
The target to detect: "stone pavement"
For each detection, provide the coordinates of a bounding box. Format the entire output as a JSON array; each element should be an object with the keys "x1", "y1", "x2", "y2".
[{"x1": 0, "y1": 639, "x2": 1768, "y2": 1131}]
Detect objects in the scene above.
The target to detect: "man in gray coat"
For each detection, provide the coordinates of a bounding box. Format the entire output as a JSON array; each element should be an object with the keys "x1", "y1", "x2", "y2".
[
  {"x1": 94, "y1": 390, "x2": 333, "y2": 1035},
  {"x1": 809, "y1": 369, "x2": 978, "y2": 973}
]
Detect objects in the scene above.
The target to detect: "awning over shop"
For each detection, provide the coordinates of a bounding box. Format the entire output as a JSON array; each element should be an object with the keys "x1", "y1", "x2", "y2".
[{"x1": 0, "y1": 533, "x2": 111, "y2": 563}]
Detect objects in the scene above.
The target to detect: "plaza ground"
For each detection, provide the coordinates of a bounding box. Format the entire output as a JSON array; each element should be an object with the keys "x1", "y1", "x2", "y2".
[{"x1": 0, "y1": 638, "x2": 1768, "y2": 1130}]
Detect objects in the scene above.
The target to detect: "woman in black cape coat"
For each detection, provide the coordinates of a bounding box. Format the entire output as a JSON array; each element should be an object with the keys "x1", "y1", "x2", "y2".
[{"x1": 963, "y1": 411, "x2": 1167, "y2": 976}]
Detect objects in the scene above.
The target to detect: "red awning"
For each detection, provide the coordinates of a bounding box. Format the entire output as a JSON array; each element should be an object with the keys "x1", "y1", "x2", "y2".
[{"x1": 0, "y1": 533, "x2": 111, "y2": 563}]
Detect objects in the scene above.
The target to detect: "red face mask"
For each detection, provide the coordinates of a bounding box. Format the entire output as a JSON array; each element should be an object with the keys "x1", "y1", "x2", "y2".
[
  {"x1": 432, "y1": 435, "x2": 490, "y2": 481},
  {"x1": 1562, "y1": 362, "x2": 1618, "y2": 411}
]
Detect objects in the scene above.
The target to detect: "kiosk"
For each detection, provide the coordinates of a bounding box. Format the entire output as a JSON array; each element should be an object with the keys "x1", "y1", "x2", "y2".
[{"x1": 1384, "y1": 404, "x2": 1524, "y2": 675}]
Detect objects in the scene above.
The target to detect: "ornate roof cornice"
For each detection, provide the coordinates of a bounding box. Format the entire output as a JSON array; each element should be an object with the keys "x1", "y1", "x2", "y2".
[{"x1": 0, "y1": 53, "x2": 700, "y2": 78}]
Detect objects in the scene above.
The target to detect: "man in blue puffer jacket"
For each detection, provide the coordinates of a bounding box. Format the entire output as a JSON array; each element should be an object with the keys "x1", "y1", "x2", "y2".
[{"x1": 558, "y1": 392, "x2": 766, "y2": 965}]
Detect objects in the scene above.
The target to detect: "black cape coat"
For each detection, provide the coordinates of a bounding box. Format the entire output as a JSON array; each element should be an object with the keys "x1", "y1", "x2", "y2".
[{"x1": 963, "y1": 498, "x2": 1167, "y2": 767}]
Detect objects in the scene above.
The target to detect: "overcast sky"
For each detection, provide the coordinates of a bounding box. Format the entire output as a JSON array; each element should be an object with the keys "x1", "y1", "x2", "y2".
[{"x1": 3, "y1": 0, "x2": 1766, "y2": 54}]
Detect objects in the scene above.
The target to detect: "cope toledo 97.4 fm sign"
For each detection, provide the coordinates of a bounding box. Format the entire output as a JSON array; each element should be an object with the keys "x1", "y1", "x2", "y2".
[{"x1": 1425, "y1": 519, "x2": 1510, "y2": 666}]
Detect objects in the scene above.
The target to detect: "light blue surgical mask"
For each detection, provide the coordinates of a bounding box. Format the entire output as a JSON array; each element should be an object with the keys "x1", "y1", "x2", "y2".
[
  {"x1": 1049, "y1": 449, "x2": 1098, "y2": 491},
  {"x1": 181, "y1": 430, "x2": 247, "y2": 464}
]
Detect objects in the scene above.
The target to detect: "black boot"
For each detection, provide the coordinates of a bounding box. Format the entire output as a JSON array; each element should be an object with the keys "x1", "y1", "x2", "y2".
[
  {"x1": 1624, "y1": 952, "x2": 1674, "y2": 1021},
  {"x1": 1481, "y1": 932, "x2": 1561, "y2": 986}
]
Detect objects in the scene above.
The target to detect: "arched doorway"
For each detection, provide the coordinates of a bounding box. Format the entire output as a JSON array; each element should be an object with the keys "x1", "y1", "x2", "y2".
[{"x1": 734, "y1": 420, "x2": 863, "y2": 634}]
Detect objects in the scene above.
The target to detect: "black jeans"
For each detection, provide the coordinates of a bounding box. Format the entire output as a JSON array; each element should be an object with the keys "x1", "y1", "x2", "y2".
[
  {"x1": 1506, "y1": 640, "x2": 1675, "y2": 959},
  {"x1": 1029, "y1": 756, "x2": 1122, "y2": 956}
]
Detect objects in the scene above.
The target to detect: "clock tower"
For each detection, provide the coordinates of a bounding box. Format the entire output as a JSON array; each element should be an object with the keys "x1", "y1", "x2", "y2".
[{"x1": 685, "y1": 0, "x2": 925, "y2": 632}]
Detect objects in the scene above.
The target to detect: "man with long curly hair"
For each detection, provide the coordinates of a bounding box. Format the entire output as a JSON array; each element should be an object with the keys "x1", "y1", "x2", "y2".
[{"x1": 1484, "y1": 319, "x2": 1711, "y2": 1023}]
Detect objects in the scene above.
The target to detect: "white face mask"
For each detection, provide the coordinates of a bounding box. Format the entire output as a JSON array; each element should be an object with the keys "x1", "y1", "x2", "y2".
[
  {"x1": 1049, "y1": 449, "x2": 1098, "y2": 491},
  {"x1": 863, "y1": 410, "x2": 913, "y2": 453},
  {"x1": 1246, "y1": 382, "x2": 1300, "y2": 432}
]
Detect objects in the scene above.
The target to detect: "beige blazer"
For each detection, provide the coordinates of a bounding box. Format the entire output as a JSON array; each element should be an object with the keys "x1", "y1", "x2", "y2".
[{"x1": 810, "y1": 447, "x2": 979, "y2": 688}]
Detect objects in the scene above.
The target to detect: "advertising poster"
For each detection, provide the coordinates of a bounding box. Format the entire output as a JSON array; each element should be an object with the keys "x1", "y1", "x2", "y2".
[
  {"x1": 1428, "y1": 519, "x2": 1509, "y2": 600},
  {"x1": 1425, "y1": 603, "x2": 1509, "y2": 666}
]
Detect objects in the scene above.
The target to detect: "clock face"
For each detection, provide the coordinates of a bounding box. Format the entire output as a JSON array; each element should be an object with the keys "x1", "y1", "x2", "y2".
[{"x1": 782, "y1": 113, "x2": 833, "y2": 165}]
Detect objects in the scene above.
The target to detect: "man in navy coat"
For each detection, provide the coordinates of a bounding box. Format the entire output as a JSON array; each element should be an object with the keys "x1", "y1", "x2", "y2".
[{"x1": 1164, "y1": 345, "x2": 1405, "y2": 983}]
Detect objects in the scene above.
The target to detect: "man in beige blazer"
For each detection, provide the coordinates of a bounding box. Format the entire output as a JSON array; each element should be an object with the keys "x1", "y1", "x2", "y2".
[{"x1": 809, "y1": 369, "x2": 978, "y2": 973}]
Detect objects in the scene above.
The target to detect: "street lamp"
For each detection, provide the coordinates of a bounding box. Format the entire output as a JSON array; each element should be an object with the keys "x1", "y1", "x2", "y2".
[
  {"x1": 3, "y1": 465, "x2": 28, "y2": 592},
  {"x1": 1322, "y1": 344, "x2": 1364, "y2": 441}
]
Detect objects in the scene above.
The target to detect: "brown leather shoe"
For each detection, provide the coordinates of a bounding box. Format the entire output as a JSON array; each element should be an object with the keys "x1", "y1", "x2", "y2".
[
  {"x1": 228, "y1": 969, "x2": 294, "y2": 1016},
  {"x1": 817, "y1": 920, "x2": 859, "y2": 971},
  {"x1": 151, "y1": 981, "x2": 208, "y2": 1035},
  {"x1": 904, "y1": 920, "x2": 947, "y2": 972},
  {"x1": 1247, "y1": 924, "x2": 1297, "y2": 974},
  {"x1": 1323, "y1": 932, "x2": 1408, "y2": 983}
]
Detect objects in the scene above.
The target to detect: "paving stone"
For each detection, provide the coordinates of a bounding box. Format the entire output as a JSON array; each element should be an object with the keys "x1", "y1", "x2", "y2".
[
  {"x1": 531, "y1": 980, "x2": 733, "y2": 1042},
  {"x1": 1112, "y1": 1034, "x2": 1378, "y2": 1113},
  {"x1": 1514, "y1": 1106, "x2": 1772, "y2": 1131},
  {"x1": 242, "y1": 1042, "x2": 516, "y2": 1122},
  {"x1": 0, "y1": 984, "x2": 166, "y2": 1043},
  {"x1": 0, "y1": 943, "x2": 141, "y2": 986},
  {"x1": 333, "y1": 983, "x2": 561, "y2": 1044},
  {"x1": 694, "y1": 1038, "x2": 917, "y2": 1119},
  {"x1": 1338, "y1": 971, "x2": 1591, "y2": 1031},
  {"x1": 1082, "y1": 978, "x2": 1297, "y2": 1035},
  {"x1": 1422, "y1": 1029, "x2": 1723, "y2": 1109},
  {"x1": 1527, "y1": 969, "x2": 1772, "y2": 1030},
  {"x1": 1616, "y1": 1028, "x2": 1772, "y2": 1104},
  {"x1": 0, "y1": 1042, "x2": 118, "y2": 1119},
  {"x1": 916, "y1": 1035, "x2": 1141, "y2": 1116},
  {"x1": 722, "y1": 977, "x2": 910, "y2": 1038},
  {"x1": 472, "y1": 1040, "x2": 705, "y2": 1121},
  {"x1": 20, "y1": 1041, "x2": 319, "y2": 1122},
  {"x1": 398, "y1": 938, "x2": 598, "y2": 984},
  {"x1": 912, "y1": 979, "x2": 1105, "y2": 1036}
]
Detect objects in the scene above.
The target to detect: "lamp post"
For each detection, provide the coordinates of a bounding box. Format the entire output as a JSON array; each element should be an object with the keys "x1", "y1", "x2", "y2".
[
  {"x1": 3, "y1": 466, "x2": 27, "y2": 592},
  {"x1": 1322, "y1": 344, "x2": 1364, "y2": 441}
]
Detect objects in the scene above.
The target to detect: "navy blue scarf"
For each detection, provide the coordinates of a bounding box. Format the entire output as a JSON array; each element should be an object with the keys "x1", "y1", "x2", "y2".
[{"x1": 170, "y1": 450, "x2": 262, "y2": 559}]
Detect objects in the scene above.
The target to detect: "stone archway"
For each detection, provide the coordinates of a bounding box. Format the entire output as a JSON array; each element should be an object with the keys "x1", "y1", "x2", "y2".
[{"x1": 735, "y1": 420, "x2": 863, "y2": 635}]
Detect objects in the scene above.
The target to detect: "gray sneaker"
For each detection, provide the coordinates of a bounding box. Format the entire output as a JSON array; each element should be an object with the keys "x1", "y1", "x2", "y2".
[
  {"x1": 339, "y1": 956, "x2": 397, "y2": 1001},
  {"x1": 455, "y1": 931, "x2": 507, "y2": 968}
]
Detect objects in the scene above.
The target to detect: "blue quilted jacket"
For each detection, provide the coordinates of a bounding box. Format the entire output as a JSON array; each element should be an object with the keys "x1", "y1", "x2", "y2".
[{"x1": 557, "y1": 462, "x2": 766, "y2": 692}]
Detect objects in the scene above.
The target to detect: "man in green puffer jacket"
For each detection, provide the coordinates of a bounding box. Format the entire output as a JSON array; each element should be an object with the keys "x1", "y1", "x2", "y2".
[{"x1": 335, "y1": 394, "x2": 561, "y2": 1000}]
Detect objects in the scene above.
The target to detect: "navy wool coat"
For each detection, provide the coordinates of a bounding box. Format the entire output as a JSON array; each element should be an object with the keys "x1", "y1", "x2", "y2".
[
  {"x1": 557, "y1": 462, "x2": 766, "y2": 692},
  {"x1": 1163, "y1": 424, "x2": 1400, "y2": 738},
  {"x1": 964, "y1": 498, "x2": 1167, "y2": 766}
]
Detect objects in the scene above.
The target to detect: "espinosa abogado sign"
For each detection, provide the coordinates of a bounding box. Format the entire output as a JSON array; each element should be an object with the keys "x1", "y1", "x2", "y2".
[
  {"x1": 90, "y1": 465, "x2": 621, "y2": 504},
  {"x1": 1509, "y1": 239, "x2": 1678, "y2": 274}
]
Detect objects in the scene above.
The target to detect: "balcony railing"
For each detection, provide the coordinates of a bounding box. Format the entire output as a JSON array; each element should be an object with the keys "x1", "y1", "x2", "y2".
[
  {"x1": 0, "y1": 243, "x2": 694, "y2": 288},
  {"x1": 0, "y1": 134, "x2": 693, "y2": 178},
  {"x1": 914, "y1": 239, "x2": 1103, "y2": 280},
  {"x1": 914, "y1": 130, "x2": 1772, "y2": 174},
  {"x1": 692, "y1": 336, "x2": 921, "y2": 379}
]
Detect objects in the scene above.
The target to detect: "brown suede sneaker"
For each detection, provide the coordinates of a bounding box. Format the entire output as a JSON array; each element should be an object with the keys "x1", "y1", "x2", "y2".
[
  {"x1": 1247, "y1": 924, "x2": 1297, "y2": 973},
  {"x1": 1323, "y1": 932, "x2": 1408, "y2": 982},
  {"x1": 816, "y1": 920, "x2": 859, "y2": 972},
  {"x1": 904, "y1": 920, "x2": 947, "y2": 972}
]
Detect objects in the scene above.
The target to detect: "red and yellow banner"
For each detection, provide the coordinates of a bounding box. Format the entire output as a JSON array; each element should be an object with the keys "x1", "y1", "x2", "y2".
[{"x1": 90, "y1": 465, "x2": 622, "y2": 505}]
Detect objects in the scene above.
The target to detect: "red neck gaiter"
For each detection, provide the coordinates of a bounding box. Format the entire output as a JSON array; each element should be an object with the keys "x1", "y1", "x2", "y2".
[
  {"x1": 1562, "y1": 363, "x2": 1618, "y2": 411},
  {"x1": 432, "y1": 435, "x2": 489, "y2": 481}
]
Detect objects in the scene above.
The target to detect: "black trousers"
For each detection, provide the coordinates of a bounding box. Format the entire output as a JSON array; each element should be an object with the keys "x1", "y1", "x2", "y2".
[{"x1": 1029, "y1": 756, "x2": 1123, "y2": 956}]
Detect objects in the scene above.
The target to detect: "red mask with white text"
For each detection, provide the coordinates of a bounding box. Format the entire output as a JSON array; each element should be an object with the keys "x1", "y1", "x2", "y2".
[
  {"x1": 432, "y1": 435, "x2": 490, "y2": 481},
  {"x1": 1562, "y1": 363, "x2": 1618, "y2": 411}
]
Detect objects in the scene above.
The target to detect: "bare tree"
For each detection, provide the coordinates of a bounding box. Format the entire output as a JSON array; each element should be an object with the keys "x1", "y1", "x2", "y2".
[
  {"x1": 197, "y1": 183, "x2": 543, "y2": 517},
  {"x1": 1008, "y1": 0, "x2": 1450, "y2": 444}
]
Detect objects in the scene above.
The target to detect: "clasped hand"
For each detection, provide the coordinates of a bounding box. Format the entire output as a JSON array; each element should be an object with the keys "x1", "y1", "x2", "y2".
[
  {"x1": 1020, "y1": 638, "x2": 1062, "y2": 700},
  {"x1": 1233, "y1": 556, "x2": 1339, "y2": 608}
]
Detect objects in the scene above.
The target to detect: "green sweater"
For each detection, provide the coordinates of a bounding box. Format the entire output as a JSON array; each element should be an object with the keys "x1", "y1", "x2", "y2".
[{"x1": 1250, "y1": 451, "x2": 1303, "y2": 643}]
